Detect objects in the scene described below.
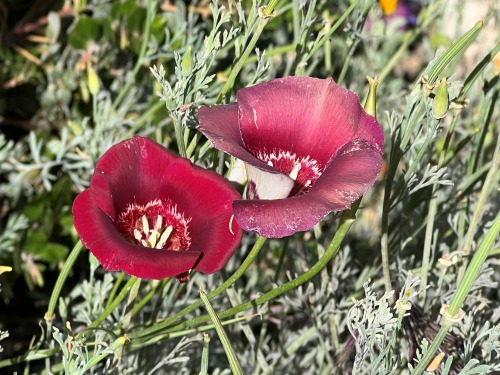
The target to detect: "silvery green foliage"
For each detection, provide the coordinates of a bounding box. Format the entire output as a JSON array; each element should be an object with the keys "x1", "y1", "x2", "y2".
[
  {"x1": 0, "y1": 213, "x2": 28, "y2": 253},
  {"x1": 407, "y1": 164, "x2": 453, "y2": 195},
  {"x1": 151, "y1": 0, "x2": 239, "y2": 126},
  {"x1": 461, "y1": 308, "x2": 500, "y2": 371},
  {"x1": 51, "y1": 326, "x2": 119, "y2": 374},
  {"x1": 348, "y1": 281, "x2": 398, "y2": 374}
]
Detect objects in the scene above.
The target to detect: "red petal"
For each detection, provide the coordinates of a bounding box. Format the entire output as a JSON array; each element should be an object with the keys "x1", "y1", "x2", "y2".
[
  {"x1": 237, "y1": 77, "x2": 367, "y2": 166},
  {"x1": 197, "y1": 104, "x2": 275, "y2": 172},
  {"x1": 72, "y1": 189, "x2": 201, "y2": 279},
  {"x1": 93, "y1": 136, "x2": 179, "y2": 213},
  {"x1": 233, "y1": 141, "x2": 383, "y2": 238},
  {"x1": 158, "y1": 158, "x2": 243, "y2": 274}
]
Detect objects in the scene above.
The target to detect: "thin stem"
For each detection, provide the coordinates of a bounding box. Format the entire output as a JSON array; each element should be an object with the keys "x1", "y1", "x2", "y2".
[
  {"x1": 457, "y1": 117, "x2": 500, "y2": 283},
  {"x1": 112, "y1": 0, "x2": 155, "y2": 110},
  {"x1": 412, "y1": 211, "x2": 500, "y2": 375},
  {"x1": 336, "y1": 39, "x2": 359, "y2": 87},
  {"x1": 216, "y1": 1, "x2": 280, "y2": 103},
  {"x1": 165, "y1": 202, "x2": 360, "y2": 333},
  {"x1": 106, "y1": 272, "x2": 125, "y2": 310},
  {"x1": 84, "y1": 276, "x2": 139, "y2": 332},
  {"x1": 45, "y1": 241, "x2": 83, "y2": 333},
  {"x1": 128, "y1": 236, "x2": 267, "y2": 340}
]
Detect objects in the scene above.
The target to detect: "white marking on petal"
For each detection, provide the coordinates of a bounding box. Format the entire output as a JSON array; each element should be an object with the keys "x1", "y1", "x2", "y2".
[
  {"x1": 229, "y1": 215, "x2": 235, "y2": 235},
  {"x1": 244, "y1": 163, "x2": 294, "y2": 200},
  {"x1": 267, "y1": 160, "x2": 273, "y2": 167},
  {"x1": 252, "y1": 109, "x2": 258, "y2": 128}
]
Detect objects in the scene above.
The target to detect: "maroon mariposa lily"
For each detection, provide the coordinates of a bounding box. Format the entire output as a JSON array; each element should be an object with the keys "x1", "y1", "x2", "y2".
[
  {"x1": 198, "y1": 77, "x2": 384, "y2": 238},
  {"x1": 72, "y1": 136, "x2": 242, "y2": 281}
]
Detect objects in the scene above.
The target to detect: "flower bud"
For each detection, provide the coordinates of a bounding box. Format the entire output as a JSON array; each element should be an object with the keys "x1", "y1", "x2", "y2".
[
  {"x1": 432, "y1": 77, "x2": 449, "y2": 119},
  {"x1": 181, "y1": 46, "x2": 193, "y2": 77},
  {"x1": 364, "y1": 76, "x2": 380, "y2": 119}
]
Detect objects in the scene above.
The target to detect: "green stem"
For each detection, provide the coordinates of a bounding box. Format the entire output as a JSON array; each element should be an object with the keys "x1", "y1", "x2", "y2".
[
  {"x1": 457, "y1": 122, "x2": 500, "y2": 283},
  {"x1": 419, "y1": 43, "x2": 499, "y2": 301},
  {"x1": 106, "y1": 272, "x2": 125, "y2": 310},
  {"x1": 216, "y1": 1, "x2": 280, "y2": 103},
  {"x1": 85, "y1": 276, "x2": 139, "y2": 332},
  {"x1": 45, "y1": 241, "x2": 83, "y2": 331},
  {"x1": 200, "y1": 289, "x2": 244, "y2": 375},
  {"x1": 336, "y1": 39, "x2": 359, "y2": 87},
  {"x1": 173, "y1": 118, "x2": 187, "y2": 158},
  {"x1": 128, "y1": 236, "x2": 267, "y2": 340},
  {"x1": 306, "y1": 0, "x2": 359, "y2": 59},
  {"x1": 112, "y1": 0, "x2": 155, "y2": 110},
  {"x1": 165, "y1": 202, "x2": 359, "y2": 333},
  {"x1": 412, "y1": 211, "x2": 500, "y2": 374}
]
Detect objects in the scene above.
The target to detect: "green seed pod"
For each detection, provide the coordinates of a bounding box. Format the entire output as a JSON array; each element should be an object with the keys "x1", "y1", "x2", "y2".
[
  {"x1": 432, "y1": 77, "x2": 449, "y2": 119},
  {"x1": 364, "y1": 76, "x2": 380, "y2": 119},
  {"x1": 181, "y1": 46, "x2": 193, "y2": 77}
]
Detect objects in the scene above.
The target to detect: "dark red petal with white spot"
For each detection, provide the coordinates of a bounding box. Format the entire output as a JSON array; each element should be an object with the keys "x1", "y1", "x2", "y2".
[
  {"x1": 72, "y1": 189, "x2": 201, "y2": 279},
  {"x1": 232, "y1": 141, "x2": 383, "y2": 238}
]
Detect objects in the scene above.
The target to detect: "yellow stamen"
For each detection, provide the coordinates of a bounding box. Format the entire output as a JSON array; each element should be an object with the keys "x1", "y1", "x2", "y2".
[
  {"x1": 142, "y1": 215, "x2": 149, "y2": 234},
  {"x1": 133, "y1": 229, "x2": 143, "y2": 242},
  {"x1": 289, "y1": 163, "x2": 301, "y2": 180},
  {"x1": 157, "y1": 226, "x2": 173, "y2": 249}
]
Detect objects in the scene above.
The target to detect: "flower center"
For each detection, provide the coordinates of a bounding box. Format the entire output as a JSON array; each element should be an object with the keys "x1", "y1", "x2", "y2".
[
  {"x1": 255, "y1": 149, "x2": 323, "y2": 196},
  {"x1": 115, "y1": 199, "x2": 191, "y2": 251}
]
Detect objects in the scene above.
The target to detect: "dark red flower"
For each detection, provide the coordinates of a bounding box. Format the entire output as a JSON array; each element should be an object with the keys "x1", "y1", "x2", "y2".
[
  {"x1": 198, "y1": 77, "x2": 384, "y2": 238},
  {"x1": 72, "y1": 136, "x2": 242, "y2": 281}
]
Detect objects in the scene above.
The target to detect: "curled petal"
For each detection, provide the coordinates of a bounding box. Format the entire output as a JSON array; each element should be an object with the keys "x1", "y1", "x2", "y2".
[
  {"x1": 233, "y1": 141, "x2": 382, "y2": 238},
  {"x1": 197, "y1": 104, "x2": 274, "y2": 172}
]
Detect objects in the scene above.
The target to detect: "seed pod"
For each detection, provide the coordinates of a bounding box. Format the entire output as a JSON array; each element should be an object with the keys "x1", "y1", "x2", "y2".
[{"x1": 432, "y1": 77, "x2": 449, "y2": 119}]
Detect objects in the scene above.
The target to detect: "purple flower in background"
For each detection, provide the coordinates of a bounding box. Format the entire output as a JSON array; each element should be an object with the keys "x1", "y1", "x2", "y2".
[
  {"x1": 367, "y1": 0, "x2": 421, "y2": 31},
  {"x1": 198, "y1": 77, "x2": 384, "y2": 238}
]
